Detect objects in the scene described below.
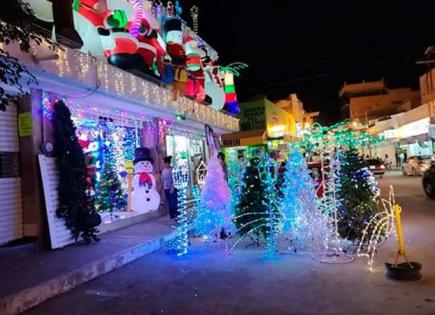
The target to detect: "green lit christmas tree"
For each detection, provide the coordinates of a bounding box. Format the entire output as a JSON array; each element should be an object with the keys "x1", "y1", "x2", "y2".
[
  {"x1": 94, "y1": 121, "x2": 126, "y2": 213},
  {"x1": 235, "y1": 157, "x2": 269, "y2": 240},
  {"x1": 337, "y1": 148, "x2": 380, "y2": 241}
]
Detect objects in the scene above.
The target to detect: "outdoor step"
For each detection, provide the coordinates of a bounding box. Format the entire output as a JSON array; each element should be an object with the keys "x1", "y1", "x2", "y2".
[{"x1": 0, "y1": 215, "x2": 177, "y2": 315}]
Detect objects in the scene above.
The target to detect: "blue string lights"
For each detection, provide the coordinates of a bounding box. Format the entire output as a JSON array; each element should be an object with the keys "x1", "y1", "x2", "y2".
[
  {"x1": 257, "y1": 155, "x2": 280, "y2": 259},
  {"x1": 280, "y1": 148, "x2": 330, "y2": 256},
  {"x1": 169, "y1": 164, "x2": 190, "y2": 257}
]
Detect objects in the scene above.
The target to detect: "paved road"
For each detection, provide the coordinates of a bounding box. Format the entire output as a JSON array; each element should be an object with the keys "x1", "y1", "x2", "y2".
[{"x1": 24, "y1": 172, "x2": 435, "y2": 315}]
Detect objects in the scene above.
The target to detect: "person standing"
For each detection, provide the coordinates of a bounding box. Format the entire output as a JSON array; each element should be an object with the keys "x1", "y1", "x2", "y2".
[
  {"x1": 384, "y1": 154, "x2": 390, "y2": 169},
  {"x1": 399, "y1": 152, "x2": 405, "y2": 167},
  {"x1": 217, "y1": 152, "x2": 229, "y2": 182},
  {"x1": 216, "y1": 151, "x2": 229, "y2": 239},
  {"x1": 162, "y1": 156, "x2": 178, "y2": 220}
]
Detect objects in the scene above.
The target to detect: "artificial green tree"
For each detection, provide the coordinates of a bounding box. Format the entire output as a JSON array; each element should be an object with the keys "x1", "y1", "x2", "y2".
[
  {"x1": 94, "y1": 121, "x2": 126, "y2": 213},
  {"x1": 235, "y1": 157, "x2": 269, "y2": 241},
  {"x1": 337, "y1": 148, "x2": 379, "y2": 241},
  {"x1": 53, "y1": 100, "x2": 100, "y2": 243}
]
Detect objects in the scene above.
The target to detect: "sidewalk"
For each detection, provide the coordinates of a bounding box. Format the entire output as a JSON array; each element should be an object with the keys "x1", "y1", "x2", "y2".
[{"x1": 0, "y1": 215, "x2": 176, "y2": 315}]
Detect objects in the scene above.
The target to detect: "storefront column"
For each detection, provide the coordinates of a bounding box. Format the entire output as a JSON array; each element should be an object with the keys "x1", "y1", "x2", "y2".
[{"x1": 17, "y1": 90, "x2": 50, "y2": 249}]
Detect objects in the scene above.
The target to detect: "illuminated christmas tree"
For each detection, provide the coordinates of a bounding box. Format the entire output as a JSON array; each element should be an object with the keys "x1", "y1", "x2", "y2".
[
  {"x1": 94, "y1": 120, "x2": 127, "y2": 213},
  {"x1": 235, "y1": 157, "x2": 269, "y2": 240},
  {"x1": 194, "y1": 153, "x2": 232, "y2": 238},
  {"x1": 337, "y1": 148, "x2": 380, "y2": 241},
  {"x1": 280, "y1": 149, "x2": 329, "y2": 254}
]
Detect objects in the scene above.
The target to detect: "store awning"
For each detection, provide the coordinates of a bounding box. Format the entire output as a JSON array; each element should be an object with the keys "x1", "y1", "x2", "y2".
[
  {"x1": 399, "y1": 133, "x2": 430, "y2": 145},
  {"x1": 221, "y1": 130, "x2": 266, "y2": 148}
]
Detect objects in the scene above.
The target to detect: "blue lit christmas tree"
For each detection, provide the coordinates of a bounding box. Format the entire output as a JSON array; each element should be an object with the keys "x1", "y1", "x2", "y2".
[
  {"x1": 257, "y1": 155, "x2": 281, "y2": 258},
  {"x1": 169, "y1": 164, "x2": 190, "y2": 257}
]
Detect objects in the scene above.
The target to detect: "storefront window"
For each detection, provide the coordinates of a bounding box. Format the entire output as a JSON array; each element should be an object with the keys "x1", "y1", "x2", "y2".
[
  {"x1": 166, "y1": 134, "x2": 206, "y2": 193},
  {"x1": 72, "y1": 116, "x2": 142, "y2": 218}
]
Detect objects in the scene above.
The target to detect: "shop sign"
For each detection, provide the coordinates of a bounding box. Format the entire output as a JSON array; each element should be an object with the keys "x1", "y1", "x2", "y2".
[
  {"x1": 383, "y1": 129, "x2": 397, "y2": 139},
  {"x1": 18, "y1": 112, "x2": 32, "y2": 137},
  {"x1": 398, "y1": 118, "x2": 430, "y2": 139},
  {"x1": 222, "y1": 138, "x2": 241, "y2": 147},
  {"x1": 239, "y1": 105, "x2": 266, "y2": 131}
]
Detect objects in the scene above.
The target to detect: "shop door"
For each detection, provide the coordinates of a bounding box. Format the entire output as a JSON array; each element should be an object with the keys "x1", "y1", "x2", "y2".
[{"x1": 0, "y1": 104, "x2": 23, "y2": 245}]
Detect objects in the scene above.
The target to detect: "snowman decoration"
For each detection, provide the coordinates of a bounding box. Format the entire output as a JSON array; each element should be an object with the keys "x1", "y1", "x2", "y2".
[{"x1": 131, "y1": 148, "x2": 161, "y2": 213}]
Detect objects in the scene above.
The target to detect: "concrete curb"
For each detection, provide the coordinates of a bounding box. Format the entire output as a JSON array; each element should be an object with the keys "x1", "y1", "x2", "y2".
[{"x1": 0, "y1": 231, "x2": 177, "y2": 315}]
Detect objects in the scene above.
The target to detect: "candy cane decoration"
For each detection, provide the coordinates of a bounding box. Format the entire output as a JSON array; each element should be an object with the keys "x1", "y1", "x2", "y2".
[{"x1": 129, "y1": 0, "x2": 145, "y2": 37}]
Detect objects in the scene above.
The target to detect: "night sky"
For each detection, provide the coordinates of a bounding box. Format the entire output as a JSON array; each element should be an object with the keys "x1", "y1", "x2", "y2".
[{"x1": 182, "y1": 1, "x2": 435, "y2": 123}]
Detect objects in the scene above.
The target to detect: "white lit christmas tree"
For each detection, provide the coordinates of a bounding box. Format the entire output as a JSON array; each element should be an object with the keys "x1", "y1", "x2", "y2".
[
  {"x1": 280, "y1": 149, "x2": 330, "y2": 255},
  {"x1": 194, "y1": 153, "x2": 232, "y2": 239}
]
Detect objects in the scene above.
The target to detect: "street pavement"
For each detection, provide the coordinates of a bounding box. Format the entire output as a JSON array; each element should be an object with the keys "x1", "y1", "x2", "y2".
[{"x1": 23, "y1": 172, "x2": 435, "y2": 315}]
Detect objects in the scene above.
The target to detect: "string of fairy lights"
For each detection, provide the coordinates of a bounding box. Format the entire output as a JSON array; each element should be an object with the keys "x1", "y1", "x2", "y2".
[
  {"x1": 51, "y1": 46, "x2": 239, "y2": 131},
  {"x1": 43, "y1": 86, "x2": 398, "y2": 270}
]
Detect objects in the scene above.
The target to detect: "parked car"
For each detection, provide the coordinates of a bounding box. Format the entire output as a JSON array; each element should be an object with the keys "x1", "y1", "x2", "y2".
[
  {"x1": 423, "y1": 161, "x2": 435, "y2": 199},
  {"x1": 402, "y1": 156, "x2": 432, "y2": 176},
  {"x1": 364, "y1": 158, "x2": 386, "y2": 178}
]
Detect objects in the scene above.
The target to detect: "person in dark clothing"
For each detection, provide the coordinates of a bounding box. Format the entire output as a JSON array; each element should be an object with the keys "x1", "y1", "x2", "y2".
[
  {"x1": 217, "y1": 152, "x2": 229, "y2": 182},
  {"x1": 217, "y1": 151, "x2": 229, "y2": 239},
  {"x1": 277, "y1": 161, "x2": 286, "y2": 197},
  {"x1": 161, "y1": 156, "x2": 178, "y2": 220}
]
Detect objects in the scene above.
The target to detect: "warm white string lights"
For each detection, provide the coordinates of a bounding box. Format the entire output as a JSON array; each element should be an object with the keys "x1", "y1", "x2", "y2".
[
  {"x1": 357, "y1": 185, "x2": 397, "y2": 271},
  {"x1": 36, "y1": 44, "x2": 238, "y2": 131}
]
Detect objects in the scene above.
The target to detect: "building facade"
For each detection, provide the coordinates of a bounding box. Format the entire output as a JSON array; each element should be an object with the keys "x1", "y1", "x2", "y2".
[
  {"x1": 0, "y1": 2, "x2": 238, "y2": 248},
  {"x1": 274, "y1": 93, "x2": 319, "y2": 136},
  {"x1": 221, "y1": 97, "x2": 296, "y2": 161},
  {"x1": 340, "y1": 79, "x2": 420, "y2": 123},
  {"x1": 365, "y1": 103, "x2": 435, "y2": 166}
]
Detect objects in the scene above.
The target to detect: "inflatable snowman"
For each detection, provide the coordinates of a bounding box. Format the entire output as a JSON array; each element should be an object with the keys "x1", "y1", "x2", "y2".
[{"x1": 131, "y1": 148, "x2": 160, "y2": 213}]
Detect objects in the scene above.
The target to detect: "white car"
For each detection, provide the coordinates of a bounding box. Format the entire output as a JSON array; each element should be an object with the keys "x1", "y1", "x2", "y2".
[{"x1": 402, "y1": 156, "x2": 432, "y2": 176}]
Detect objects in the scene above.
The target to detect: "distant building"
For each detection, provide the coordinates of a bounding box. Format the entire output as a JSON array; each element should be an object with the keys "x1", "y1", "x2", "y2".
[
  {"x1": 274, "y1": 94, "x2": 319, "y2": 137},
  {"x1": 419, "y1": 67, "x2": 435, "y2": 105},
  {"x1": 221, "y1": 96, "x2": 296, "y2": 159},
  {"x1": 275, "y1": 93, "x2": 319, "y2": 124},
  {"x1": 339, "y1": 79, "x2": 420, "y2": 124}
]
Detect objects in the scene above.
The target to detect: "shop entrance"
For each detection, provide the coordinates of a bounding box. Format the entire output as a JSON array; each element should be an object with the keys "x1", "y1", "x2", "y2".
[{"x1": 165, "y1": 134, "x2": 206, "y2": 195}]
